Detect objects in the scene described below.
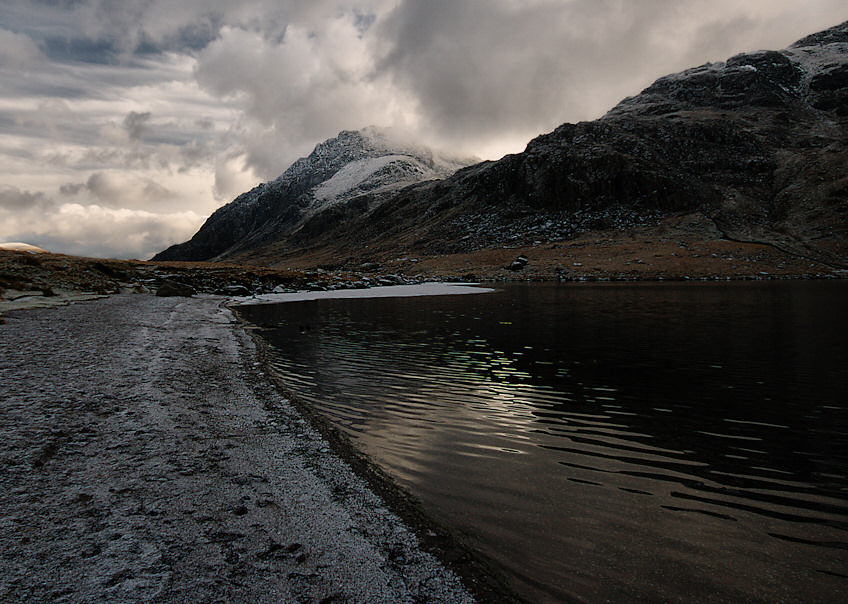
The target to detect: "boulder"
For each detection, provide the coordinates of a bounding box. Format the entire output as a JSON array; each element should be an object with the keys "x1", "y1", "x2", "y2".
[
  {"x1": 216, "y1": 284, "x2": 251, "y2": 296},
  {"x1": 378, "y1": 274, "x2": 406, "y2": 286},
  {"x1": 507, "y1": 255, "x2": 529, "y2": 271},
  {"x1": 156, "y1": 280, "x2": 196, "y2": 297}
]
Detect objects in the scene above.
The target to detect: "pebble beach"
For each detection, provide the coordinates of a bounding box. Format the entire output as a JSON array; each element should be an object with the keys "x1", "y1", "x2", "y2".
[{"x1": 0, "y1": 294, "x2": 476, "y2": 603}]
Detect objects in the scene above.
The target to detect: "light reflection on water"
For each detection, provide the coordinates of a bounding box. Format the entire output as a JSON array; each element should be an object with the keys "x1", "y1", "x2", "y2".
[{"x1": 240, "y1": 282, "x2": 848, "y2": 603}]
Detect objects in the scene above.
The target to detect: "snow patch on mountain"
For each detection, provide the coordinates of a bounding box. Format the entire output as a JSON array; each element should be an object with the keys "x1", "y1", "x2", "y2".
[
  {"x1": 607, "y1": 22, "x2": 848, "y2": 120},
  {"x1": 314, "y1": 155, "x2": 427, "y2": 201},
  {"x1": 152, "y1": 126, "x2": 478, "y2": 261},
  {"x1": 784, "y1": 43, "x2": 848, "y2": 80},
  {"x1": 276, "y1": 126, "x2": 476, "y2": 224}
]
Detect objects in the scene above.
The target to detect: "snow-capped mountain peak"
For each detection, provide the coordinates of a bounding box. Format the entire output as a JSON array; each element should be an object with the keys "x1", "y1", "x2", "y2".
[{"x1": 153, "y1": 127, "x2": 477, "y2": 261}]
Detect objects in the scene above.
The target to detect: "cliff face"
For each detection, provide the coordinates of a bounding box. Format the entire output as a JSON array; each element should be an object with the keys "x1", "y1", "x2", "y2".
[{"x1": 160, "y1": 22, "x2": 848, "y2": 269}]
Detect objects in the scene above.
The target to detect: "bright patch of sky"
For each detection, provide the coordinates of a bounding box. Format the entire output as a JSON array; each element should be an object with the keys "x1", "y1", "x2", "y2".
[{"x1": 0, "y1": 0, "x2": 844, "y2": 258}]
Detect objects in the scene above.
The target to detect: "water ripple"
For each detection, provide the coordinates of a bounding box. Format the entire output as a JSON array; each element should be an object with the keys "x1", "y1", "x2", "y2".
[{"x1": 243, "y1": 282, "x2": 848, "y2": 604}]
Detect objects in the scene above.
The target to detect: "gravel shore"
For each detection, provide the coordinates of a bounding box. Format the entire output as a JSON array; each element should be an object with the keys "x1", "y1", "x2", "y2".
[{"x1": 0, "y1": 294, "x2": 474, "y2": 603}]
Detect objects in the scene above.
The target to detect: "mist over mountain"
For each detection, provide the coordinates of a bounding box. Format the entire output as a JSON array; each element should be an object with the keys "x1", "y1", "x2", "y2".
[
  {"x1": 157, "y1": 21, "x2": 848, "y2": 270},
  {"x1": 153, "y1": 127, "x2": 475, "y2": 262}
]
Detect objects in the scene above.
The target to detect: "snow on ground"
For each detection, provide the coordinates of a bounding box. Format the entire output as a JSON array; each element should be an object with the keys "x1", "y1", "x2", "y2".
[
  {"x1": 0, "y1": 242, "x2": 48, "y2": 253},
  {"x1": 232, "y1": 283, "x2": 495, "y2": 305},
  {"x1": 0, "y1": 284, "x2": 493, "y2": 316},
  {"x1": 783, "y1": 42, "x2": 848, "y2": 81}
]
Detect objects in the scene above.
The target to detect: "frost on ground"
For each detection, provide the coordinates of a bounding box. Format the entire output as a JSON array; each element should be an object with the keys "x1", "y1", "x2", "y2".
[{"x1": 0, "y1": 294, "x2": 474, "y2": 604}]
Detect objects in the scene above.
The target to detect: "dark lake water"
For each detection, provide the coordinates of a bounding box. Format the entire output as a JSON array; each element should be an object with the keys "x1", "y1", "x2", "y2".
[{"x1": 240, "y1": 282, "x2": 848, "y2": 603}]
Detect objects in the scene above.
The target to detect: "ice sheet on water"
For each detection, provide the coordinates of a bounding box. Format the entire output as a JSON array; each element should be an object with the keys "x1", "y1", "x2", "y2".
[{"x1": 232, "y1": 283, "x2": 495, "y2": 305}]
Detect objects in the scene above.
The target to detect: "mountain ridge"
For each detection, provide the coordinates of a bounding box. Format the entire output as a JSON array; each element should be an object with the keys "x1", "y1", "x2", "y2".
[
  {"x1": 154, "y1": 127, "x2": 475, "y2": 262},
  {"x1": 158, "y1": 21, "x2": 848, "y2": 271}
]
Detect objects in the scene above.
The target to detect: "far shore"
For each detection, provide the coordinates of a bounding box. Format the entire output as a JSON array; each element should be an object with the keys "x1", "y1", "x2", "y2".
[{"x1": 3, "y1": 214, "x2": 846, "y2": 320}]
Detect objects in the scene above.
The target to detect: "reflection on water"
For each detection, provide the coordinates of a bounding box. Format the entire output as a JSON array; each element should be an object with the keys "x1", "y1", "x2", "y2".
[{"x1": 240, "y1": 282, "x2": 848, "y2": 603}]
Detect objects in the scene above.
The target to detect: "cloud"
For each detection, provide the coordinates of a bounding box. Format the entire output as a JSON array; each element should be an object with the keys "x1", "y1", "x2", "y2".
[
  {"x1": 373, "y1": 0, "x2": 848, "y2": 156},
  {"x1": 194, "y1": 15, "x2": 413, "y2": 176},
  {"x1": 1, "y1": 0, "x2": 846, "y2": 258},
  {"x1": 60, "y1": 171, "x2": 176, "y2": 210},
  {"x1": 213, "y1": 154, "x2": 259, "y2": 202},
  {"x1": 0, "y1": 201, "x2": 205, "y2": 259},
  {"x1": 3, "y1": 0, "x2": 388, "y2": 61},
  {"x1": 0, "y1": 185, "x2": 52, "y2": 210},
  {"x1": 0, "y1": 28, "x2": 44, "y2": 70},
  {"x1": 123, "y1": 110, "x2": 152, "y2": 141},
  {"x1": 191, "y1": 0, "x2": 848, "y2": 166},
  {"x1": 0, "y1": 182, "x2": 204, "y2": 260}
]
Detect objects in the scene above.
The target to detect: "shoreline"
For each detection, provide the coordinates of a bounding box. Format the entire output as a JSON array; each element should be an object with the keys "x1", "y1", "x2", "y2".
[
  {"x1": 0, "y1": 294, "x2": 480, "y2": 603},
  {"x1": 4, "y1": 279, "x2": 844, "y2": 602},
  {"x1": 4, "y1": 209, "x2": 848, "y2": 323},
  {"x1": 236, "y1": 279, "x2": 848, "y2": 604},
  {"x1": 237, "y1": 307, "x2": 526, "y2": 604}
]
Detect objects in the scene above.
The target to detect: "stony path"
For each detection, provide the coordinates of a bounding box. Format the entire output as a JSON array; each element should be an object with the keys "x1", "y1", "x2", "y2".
[{"x1": 0, "y1": 294, "x2": 474, "y2": 604}]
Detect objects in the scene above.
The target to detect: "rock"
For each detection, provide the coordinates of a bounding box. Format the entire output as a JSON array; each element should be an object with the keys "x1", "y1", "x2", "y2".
[
  {"x1": 507, "y1": 255, "x2": 529, "y2": 271},
  {"x1": 377, "y1": 275, "x2": 406, "y2": 286},
  {"x1": 216, "y1": 284, "x2": 251, "y2": 296},
  {"x1": 91, "y1": 262, "x2": 126, "y2": 280},
  {"x1": 360, "y1": 262, "x2": 381, "y2": 272},
  {"x1": 155, "y1": 280, "x2": 196, "y2": 297}
]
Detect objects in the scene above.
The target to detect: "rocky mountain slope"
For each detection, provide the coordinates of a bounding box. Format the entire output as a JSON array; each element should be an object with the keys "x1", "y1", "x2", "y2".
[
  {"x1": 154, "y1": 127, "x2": 474, "y2": 262},
  {"x1": 160, "y1": 21, "x2": 848, "y2": 273}
]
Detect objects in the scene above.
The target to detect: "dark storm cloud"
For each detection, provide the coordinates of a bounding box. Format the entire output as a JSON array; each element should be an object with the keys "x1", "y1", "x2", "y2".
[
  {"x1": 377, "y1": 0, "x2": 578, "y2": 138},
  {"x1": 165, "y1": 19, "x2": 224, "y2": 53},
  {"x1": 0, "y1": 185, "x2": 52, "y2": 210},
  {"x1": 59, "y1": 182, "x2": 86, "y2": 196},
  {"x1": 374, "y1": 0, "x2": 831, "y2": 148},
  {"x1": 0, "y1": 0, "x2": 223, "y2": 65},
  {"x1": 42, "y1": 36, "x2": 120, "y2": 64},
  {"x1": 123, "y1": 111, "x2": 152, "y2": 141},
  {"x1": 31, "y1": 1, "x2": 87, "y2": 9}
]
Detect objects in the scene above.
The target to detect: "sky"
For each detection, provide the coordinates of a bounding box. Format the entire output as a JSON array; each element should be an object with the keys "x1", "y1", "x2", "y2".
[{"x1": 0, "y1": 1, "x2": 845, "y2": 259}]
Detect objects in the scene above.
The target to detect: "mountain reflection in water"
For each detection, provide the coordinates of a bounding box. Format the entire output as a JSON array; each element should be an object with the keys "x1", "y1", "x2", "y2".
[{"x1": 240, "y1": 282, "x2": 848, "y2": 604}]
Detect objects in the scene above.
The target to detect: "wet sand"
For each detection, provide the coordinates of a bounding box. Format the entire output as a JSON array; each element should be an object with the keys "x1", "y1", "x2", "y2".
[{"x1": 0, "y1": 294, "x2": 475, "y2": 603}]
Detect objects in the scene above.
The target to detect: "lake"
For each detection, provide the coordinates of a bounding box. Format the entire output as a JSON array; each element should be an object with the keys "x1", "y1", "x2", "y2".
[{"x1": 239, "y1": 281, "x2": 848, "y2": 603}]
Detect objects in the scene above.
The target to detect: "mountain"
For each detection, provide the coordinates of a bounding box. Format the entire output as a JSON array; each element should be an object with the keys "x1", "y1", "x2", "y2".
[
  {"x1": 154, "y1": 127, "x2": 475, "y2": 262},
  {"x1": 159, "y1": 22, "x2": 848, "y2": 271}
]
